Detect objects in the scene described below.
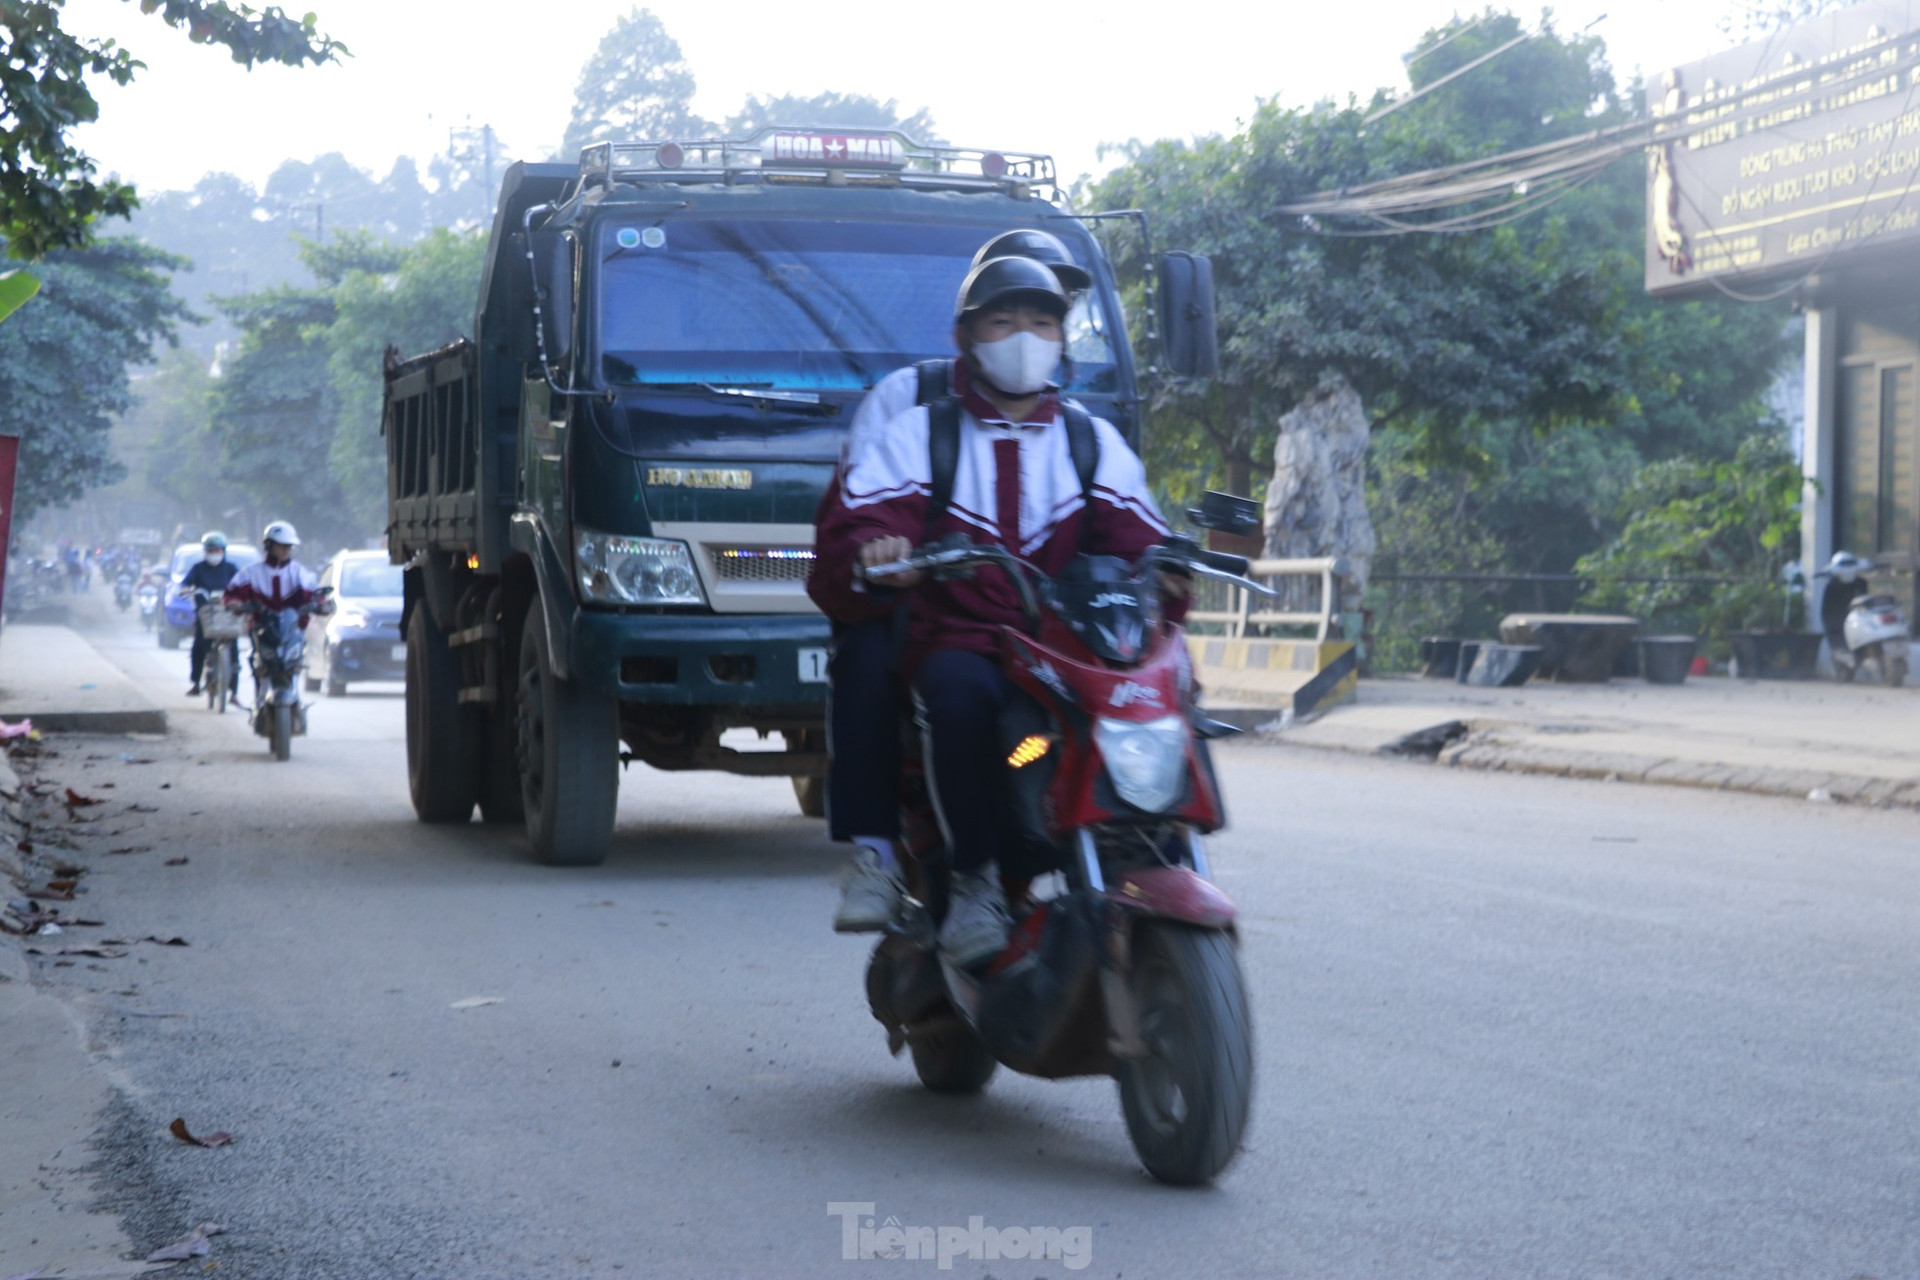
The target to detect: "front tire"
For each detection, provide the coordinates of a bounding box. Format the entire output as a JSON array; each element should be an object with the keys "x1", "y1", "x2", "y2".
[
  {"x1": 909, "y1": 1022, "x2": 998, "y2": 1095},
  {"x1": 1888, "y1": 650, "x2": 1909, "y2": 688},
  {"x1": 515, "y1": 608, "x2": 618, "y2": 866},
  {"x1": 790, "y1": 729, "x2": 827, "y2": 817},
  {"x1": 211, "y1": 647, "x2": 230, "y2": 715},
  {"x1": 1116, "y1": 924, "x2": 1253, "y2": 1186},
  {"x1": 406, "y1": 606, "x2": 479, "y2": 823},
  {"x1": 270, "y1": 702, "x2": 293, "y2": 762}
]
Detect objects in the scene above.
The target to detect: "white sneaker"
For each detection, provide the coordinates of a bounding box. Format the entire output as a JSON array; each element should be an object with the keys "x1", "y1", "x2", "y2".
[
  {"x1": 939, "y1": 871, "x2": 1011, "y2": 966},
  {"x1": 833, "y1": 849, "x2": 903, "y2": 933}
]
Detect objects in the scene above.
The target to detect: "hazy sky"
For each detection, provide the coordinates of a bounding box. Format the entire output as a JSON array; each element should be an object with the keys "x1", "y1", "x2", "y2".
[{"x1": 63, "y1": 0, "x2": 1752, "y2": 196}]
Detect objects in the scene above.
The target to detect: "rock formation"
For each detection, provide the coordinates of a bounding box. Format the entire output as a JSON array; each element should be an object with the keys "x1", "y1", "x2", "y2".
[{"x1": 1263, "y1": 374, "x2": 1376, "y2": 617}]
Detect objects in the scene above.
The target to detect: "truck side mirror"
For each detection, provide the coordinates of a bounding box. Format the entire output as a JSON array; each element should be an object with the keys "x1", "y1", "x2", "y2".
[
  {"x1": 1158, "y1": 251, "x2": 1218, "y2": 379},
  {"x1": 531, "y1": 231, "x2": 573, "y2": 366}
]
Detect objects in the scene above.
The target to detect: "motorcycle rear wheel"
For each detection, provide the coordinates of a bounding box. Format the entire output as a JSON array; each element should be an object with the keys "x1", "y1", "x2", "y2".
[
  {"x1": 908, "y1": 1020, "x2": 998, "y2": 1095},
  {"x1": 1117, "y1": 923, "x2": 1253, "y2": 1186}
]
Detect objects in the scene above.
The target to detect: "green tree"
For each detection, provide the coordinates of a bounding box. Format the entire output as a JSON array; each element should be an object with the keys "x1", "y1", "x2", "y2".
[
  {"x1": 206, "y1": 229, "x2": 486, "y2": 545},
  {"x1": 1574, "y1": 436, "x2": 1806, "y2": 651},
  {"x1": 0, "y1": 1, "x2": 344, "y2": 260},
  {"x1": 559, "y1": 7, "x2": 705, "y2": 158},
  {"x1": 724, "y1": 92, "x2": 939, "y2": 141},
  {"x1": 205, "y1": 283, "x2": 343, "y2": 545},
  {"x1": 0, "y1": 238, "x2": 188, "y2": 517},
  {"x1": 320, "y1": 227, "x2": 487, "y2": 532}
]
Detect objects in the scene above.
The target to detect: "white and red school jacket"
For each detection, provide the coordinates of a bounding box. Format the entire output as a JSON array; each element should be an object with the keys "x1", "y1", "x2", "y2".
[
  {"x1": 810, "y1": 360, "x2": 1175, "y2": 674},
  {"x1": 223, "y1": 559, "x2": 323, "y2": 612}
]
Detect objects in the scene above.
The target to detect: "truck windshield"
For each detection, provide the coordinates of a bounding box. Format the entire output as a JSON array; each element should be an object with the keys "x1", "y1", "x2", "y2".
[{"x1": 596, "y1": 218, "x2": 1120, "y2": 393}]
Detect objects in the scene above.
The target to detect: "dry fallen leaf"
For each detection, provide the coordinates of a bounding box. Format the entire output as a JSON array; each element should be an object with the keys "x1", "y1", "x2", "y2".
[
  {"x1": 26, "y1": 945, "x2": 128, "y2": 959},
  {"x1": 449, "y1": 996, "x2": 503, "y2": 1010},
  {"x1": 144, "y1": 936, "x2": 190, "y2": 947},
  {"x1": 145, "y1": 1221, "x2": 229, "y2": 1262},
  {"x1": 106, "y1": 845, "x2": 152, "y2": 855},
  {"x1": 165, "y1": 856, "x2": 189, "y2": 866},
  {"x1": 63, "y1": 787, "x2": 103, "y2": 808},
  {"x1": 169, "y1": 1118, "x2": 233, "y2": 1148}
]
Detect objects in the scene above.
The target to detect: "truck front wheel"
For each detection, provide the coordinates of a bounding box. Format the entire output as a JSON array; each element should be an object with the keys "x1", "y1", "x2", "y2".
[
  {"x1": 406, "y1": 606, "x2": 480, "y2": 823},
  {"x1": 515, "y1": 609, "x2": 618, "y2": 865}
]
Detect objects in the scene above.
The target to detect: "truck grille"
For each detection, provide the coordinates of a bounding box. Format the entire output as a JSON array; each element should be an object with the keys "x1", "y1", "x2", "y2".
[{"x1": 711, "y1": 547, "x2": 815, "y2": 584}]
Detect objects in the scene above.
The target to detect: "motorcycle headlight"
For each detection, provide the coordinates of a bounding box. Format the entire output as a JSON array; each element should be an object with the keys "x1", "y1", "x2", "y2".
[
  {"x1": 1093, "y1": 714, "x2": 1189, "y2": 813},
  {"x1": 574, "y1": 528, "x2": 706, "y2": 606}
]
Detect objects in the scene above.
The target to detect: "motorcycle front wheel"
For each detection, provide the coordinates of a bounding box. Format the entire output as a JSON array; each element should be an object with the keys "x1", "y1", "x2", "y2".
[
  {"x1": 1116, "y1": 922, "x2": 1253, "y2": 1186},
  {"x1": 270, "y1": 702, "x2": 292, "y2": 762},
  {"x1": 908, "y1": 1020, "x2": 998, "y2": 1095}
]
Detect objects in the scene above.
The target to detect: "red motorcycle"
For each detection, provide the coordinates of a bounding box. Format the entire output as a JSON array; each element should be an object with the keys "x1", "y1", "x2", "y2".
[{"x1": 858, "y1": 534, "x2": 1267, "y2": 1185}]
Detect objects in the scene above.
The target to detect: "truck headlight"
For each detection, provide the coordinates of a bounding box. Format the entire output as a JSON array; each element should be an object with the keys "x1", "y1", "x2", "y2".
[
  {"x1": 574, "y1": 528, "x2": 706, "y2": 606},
  {"x1": 1093, "y1": 714, "x2": 1189, "y2": 813}
]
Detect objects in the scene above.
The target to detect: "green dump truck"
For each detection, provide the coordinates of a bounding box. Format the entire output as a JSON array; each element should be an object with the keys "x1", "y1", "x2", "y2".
[{"x1": 385, "y1": 126, "x2": 1215, "y2": 866}]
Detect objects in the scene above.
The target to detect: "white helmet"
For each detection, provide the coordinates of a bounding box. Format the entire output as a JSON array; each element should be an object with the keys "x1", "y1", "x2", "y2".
[
  {"x1": 1825, "y1": 550, "x2": 1870, "y2": 583},
  {"x1": 262, "y1": 520, "x2": 301, "y2": 548}
]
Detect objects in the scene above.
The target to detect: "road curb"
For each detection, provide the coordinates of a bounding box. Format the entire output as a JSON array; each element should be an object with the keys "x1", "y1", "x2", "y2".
[
  {"x1": 1259, "y1": 719, "x2": 1920, "y2": 811},
  {"x1": 12, "y1": 707, "x2": 169, "y2": 735}
]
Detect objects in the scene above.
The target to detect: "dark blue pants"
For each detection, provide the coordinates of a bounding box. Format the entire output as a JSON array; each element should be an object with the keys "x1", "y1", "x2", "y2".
[
  {"x1": 827, "y1": 618, "x2": 901, "y2": 842},
  {"x1": 913, "y1": 649, "x2": 1016, "y2": 875}
]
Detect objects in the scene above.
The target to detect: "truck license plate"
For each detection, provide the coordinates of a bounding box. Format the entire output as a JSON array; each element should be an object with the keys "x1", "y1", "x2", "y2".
[
  {"x1": 391, "y1": 644, "x2": 407, "y2": 661},
  {"x1": 798, "y1": 647, "x2": 828, "y2": 683}
]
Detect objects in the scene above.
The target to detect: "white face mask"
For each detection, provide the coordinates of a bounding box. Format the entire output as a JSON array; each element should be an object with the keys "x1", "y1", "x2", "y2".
[
  {"x1": 206, "y1": 551, "x2": 224, "y2": 565},
  {"x1": 971, "y1": 330, "x2": 1063, "y2": 397}
]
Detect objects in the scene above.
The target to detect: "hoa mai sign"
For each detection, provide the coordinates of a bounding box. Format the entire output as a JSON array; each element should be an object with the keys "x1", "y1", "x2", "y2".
[{"x1": 1646, "y1": 0, "x2": 1920, "y2": 296}]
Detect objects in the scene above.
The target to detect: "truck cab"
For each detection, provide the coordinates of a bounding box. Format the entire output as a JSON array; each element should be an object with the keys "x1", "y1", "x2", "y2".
[{"x1": 386, "y1": 127, "x2": 1215, "y2": 866}]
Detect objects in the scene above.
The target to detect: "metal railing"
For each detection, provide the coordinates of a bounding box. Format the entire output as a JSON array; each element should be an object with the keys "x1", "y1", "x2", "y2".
[{"x1": 1186, "y1": 556, "x2": 1344, "y2": 642}]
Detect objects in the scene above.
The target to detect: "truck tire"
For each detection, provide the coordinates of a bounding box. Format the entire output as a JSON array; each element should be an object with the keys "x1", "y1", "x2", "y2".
[
  {"x1": 406, "y1": 606, "x2": 479, "y2": 824},
  {"x1": 516, "y1": 608, "x2": 618, "y2": 865},
  {"x1": 791, "y1": 729, "x2": 826, "y2": 817}
]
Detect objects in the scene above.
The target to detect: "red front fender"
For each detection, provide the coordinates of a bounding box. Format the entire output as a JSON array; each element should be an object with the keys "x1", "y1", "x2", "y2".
[{"x1": 1108, "y1": 866, "x2": 1237, "y2": 930}]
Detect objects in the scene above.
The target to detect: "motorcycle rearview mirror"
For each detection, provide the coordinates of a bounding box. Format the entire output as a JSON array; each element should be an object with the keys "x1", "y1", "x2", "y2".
[{"x1": 1187, "y1": 491, "x2": 1261, "y2": 537}]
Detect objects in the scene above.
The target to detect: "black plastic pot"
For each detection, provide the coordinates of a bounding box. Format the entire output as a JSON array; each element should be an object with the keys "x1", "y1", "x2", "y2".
[
  {"x1": 1420, "y1": 637, "x2": 1463, "y2": 679},
  {"x1": 1728, "y1": 631, "x2": 1821, "y2": 681},
  {"x1": 1463, "y1": 643, "x2": 1542, "y2": 687},
  {"x1": 1638, "y1": 636, "x2": 1696, "y2": 685}
]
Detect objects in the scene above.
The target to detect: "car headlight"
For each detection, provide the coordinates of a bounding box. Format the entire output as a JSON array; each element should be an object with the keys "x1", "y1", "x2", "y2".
[
  {"x1": 1093, "y1": 714, "x2": 1189, "y2": 813},
  {"x1": 574, "y1": 528, "x2": 706, "y2": 606}
]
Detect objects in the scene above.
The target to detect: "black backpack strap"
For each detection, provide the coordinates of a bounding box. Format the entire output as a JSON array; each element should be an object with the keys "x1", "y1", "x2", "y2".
[
  {"x1": 1062, "y1": 402, "x2": 1100, "y2": 548},
  {"x1": 926, "y1": 395, "x2": 962, "y2": 529},
  {"x1": 914, "y1": 358, "x2": 952, "y2": 406}
]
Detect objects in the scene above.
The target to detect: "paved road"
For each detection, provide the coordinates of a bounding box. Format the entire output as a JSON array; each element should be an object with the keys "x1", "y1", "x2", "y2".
[{"x1": 13, "y1": 607, "x2": 1920, "y2": 1278}]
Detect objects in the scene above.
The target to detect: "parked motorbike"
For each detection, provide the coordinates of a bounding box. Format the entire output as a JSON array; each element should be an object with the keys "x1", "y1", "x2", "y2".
[
  {"x1": 1818, "y1": 551, "x2": 1910, "y2": 687},
  {"x1": 236, "y1": 587, "x2": 332, "y2": 760},
  {"x1": 136, "y1": 575, "x2": 162, "y2": 631},
  {"x1": 855, "y1": 535, "x2": 1264, "y2": 1186}
]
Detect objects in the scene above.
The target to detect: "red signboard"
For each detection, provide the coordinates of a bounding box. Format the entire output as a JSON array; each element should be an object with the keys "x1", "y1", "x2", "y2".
[{"x1": 0, "y1": 432, "x2": 17, "y2": 626}]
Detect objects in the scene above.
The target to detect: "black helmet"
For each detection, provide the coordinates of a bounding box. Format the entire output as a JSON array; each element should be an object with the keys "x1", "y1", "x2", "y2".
[
  {"x1": 954, "y1": 256, "x2": 1070, "y2": 322},
  {"x1": 971, "y1": 229, "x2": 1092, "y2": 293}
]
